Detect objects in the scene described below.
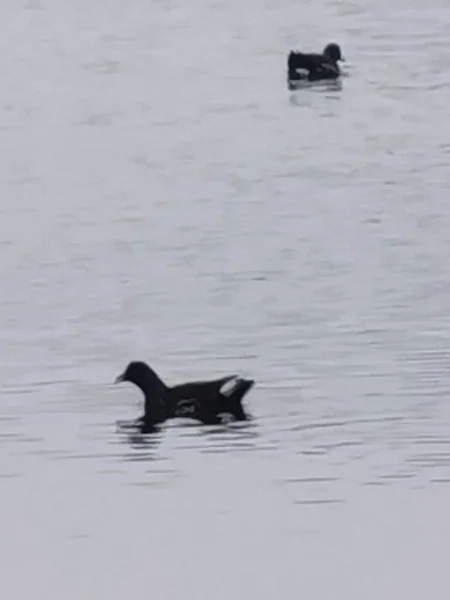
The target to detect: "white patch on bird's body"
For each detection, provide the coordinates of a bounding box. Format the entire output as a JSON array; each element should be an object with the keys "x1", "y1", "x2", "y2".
[{"x1": 220, "y1": 377, "x2": 241, "y2": 397}]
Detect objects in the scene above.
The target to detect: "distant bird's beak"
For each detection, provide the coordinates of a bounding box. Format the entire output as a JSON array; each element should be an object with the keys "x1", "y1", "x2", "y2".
[
  {"x1": 114, "y1": 373, "x2": 125, "y2": 384},
  {"x1": 340, "y1": 56, "x2": 346, "y2": 62}
]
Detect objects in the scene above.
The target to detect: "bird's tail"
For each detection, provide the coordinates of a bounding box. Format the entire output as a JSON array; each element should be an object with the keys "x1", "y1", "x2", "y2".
[{"x1": 220, "y1": 377, "x2": 255, "y2": 421}]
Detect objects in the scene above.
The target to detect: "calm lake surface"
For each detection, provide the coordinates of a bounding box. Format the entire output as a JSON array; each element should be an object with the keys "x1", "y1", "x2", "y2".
[{"x1": 2, "y1": 1, "x2": 450, "y2": 598}]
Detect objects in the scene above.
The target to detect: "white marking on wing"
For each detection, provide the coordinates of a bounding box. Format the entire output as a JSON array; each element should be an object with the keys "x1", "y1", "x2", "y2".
[{"x1": 220, "y1": 377, "x2": 241, "y2": 397}]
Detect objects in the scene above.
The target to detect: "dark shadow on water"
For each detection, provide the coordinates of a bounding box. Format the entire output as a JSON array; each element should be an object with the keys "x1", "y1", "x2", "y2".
[
  {"x1": 174, "y1": 418, "x2": 265, "y2": 454},
  {"x1": 288, "y1": 79, "x2": 343, "y2": 103},
  {"x1": 175, "y1": 415, "x2": 259, "y2": 438},
  {"x1": 116, "y1": 414, "x2": 263, "y2": 456},
  {"x1": 295, "y1": 498, "x2": 343, "y2": 505},
  {"x1": 116, "y1": 419, "x2": 164, "y2": 458},
  {"x1": 121, "y1": 432, "x2": 163, "y2": 451}
]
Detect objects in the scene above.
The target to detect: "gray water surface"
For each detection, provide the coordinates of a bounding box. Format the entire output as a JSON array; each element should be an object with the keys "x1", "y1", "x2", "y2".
[{"x1": 2, "y1": 1, "x2": 450, "y2": 598}]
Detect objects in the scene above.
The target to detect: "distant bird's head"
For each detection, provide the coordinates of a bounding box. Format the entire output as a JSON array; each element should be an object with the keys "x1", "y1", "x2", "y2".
[
  {"x1": 323, "y1": 43, "x2": 344, "y2": 62},
  {"x1": 115, "y1": 361, "x2": 165, "y2": 395}
]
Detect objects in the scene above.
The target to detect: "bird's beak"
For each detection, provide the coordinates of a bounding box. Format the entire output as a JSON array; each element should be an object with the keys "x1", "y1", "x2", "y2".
[
  {"x1": 340, "y1": 56, "x2": 346, "y2": 62},
  {"x1": 114, "y1": 373, "x2": 125, "y2": 384}
]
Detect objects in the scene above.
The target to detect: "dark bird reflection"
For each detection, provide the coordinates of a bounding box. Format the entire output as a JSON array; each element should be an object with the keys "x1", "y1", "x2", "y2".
[
  {"x1": 288, "y1": 81, "x2": 343, "y2": 106},
  {"x1": 116, "y1": 419, "x2": 164, "y2": 454}
]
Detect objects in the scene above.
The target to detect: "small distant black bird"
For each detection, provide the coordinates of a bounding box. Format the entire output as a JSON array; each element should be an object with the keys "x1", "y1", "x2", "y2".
[
  {"x1": 115, "y1": 361, "x2": 255, "y2": 432},
  {"x1": 287, "y1": 42, "x2": 345, "y2": 87}
]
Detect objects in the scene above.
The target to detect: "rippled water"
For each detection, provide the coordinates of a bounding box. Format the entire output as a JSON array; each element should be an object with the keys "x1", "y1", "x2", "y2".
[{"x1": 2, "y1": 0, "x2": 450, "y2": 598}]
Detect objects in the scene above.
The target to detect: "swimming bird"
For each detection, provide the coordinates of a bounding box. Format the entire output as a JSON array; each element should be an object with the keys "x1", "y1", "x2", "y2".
[
  {"x1": 287, "y1": 42, "x2": 345, "y2": 87},
  {"x1": 115, "y1": 361, "x2": 255, "y2": 431}
]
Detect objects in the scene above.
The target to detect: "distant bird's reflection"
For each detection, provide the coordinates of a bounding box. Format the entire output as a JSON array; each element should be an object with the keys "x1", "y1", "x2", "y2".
[
  {"x1": 175, "y1": 417, "x2": 261, "y2": 454},
  {"x1": 116, "y1": 416, "x2": 260, "y2": 455},
  {"x1": 116, "y1": 418, "x2": 164, "y2": 453},
  {"x1": 288, "y1": 80, "x2": 343, "y2": 106}
]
